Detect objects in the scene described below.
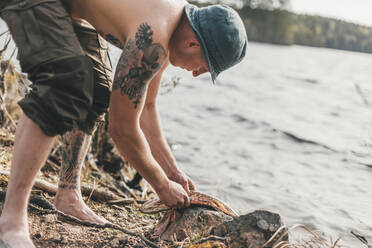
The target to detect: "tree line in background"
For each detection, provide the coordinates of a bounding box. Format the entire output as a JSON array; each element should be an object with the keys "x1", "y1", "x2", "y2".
[{"x1": 191, "y1": 0, "x2": 372, "y2": 54}]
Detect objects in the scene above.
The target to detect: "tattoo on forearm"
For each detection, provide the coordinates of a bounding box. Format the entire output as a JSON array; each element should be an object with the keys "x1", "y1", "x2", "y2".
[
  {"x1": 59, "y1": 129, "x2": 92, "y2": 189},
  {"x1": 105, "y1": 33, "x2": 124, "y2": 49},
  {"x1": 113, "y1": 23, "x2": 167, "y2": 108}
]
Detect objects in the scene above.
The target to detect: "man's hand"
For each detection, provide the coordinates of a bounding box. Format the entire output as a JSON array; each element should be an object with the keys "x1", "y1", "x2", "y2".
[
  {"x1": 168, "y1": 170, "x2": 196, "y2": 194},
  {"x1": 156, "y1": 179, "x2": 190, "y2": 208}
]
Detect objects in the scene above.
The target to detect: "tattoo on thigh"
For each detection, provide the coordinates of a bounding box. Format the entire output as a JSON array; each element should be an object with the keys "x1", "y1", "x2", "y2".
[
  {"x1": 112, "y1": 23, "x2": 167, "y2": 108},
  {"x1": 59, "y1": 129, "x2": 92, "y2": 189}
]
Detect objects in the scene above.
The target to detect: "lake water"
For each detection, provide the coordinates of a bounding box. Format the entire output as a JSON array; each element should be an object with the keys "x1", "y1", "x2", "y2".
[
  {"x1": 152, "y1": 43, "x2": 372, "y2": 246},
  {"x1": 1, "y1": 19, "x2": 372, "y2": 246}
]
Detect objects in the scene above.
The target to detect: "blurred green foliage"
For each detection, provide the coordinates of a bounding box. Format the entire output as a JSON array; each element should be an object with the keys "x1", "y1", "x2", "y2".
[
  {"x1": 191, "y1": 1, "x2": 372, "y2": 54},
  {"x1": 241, "y1": 0, "x2": 291, "y2": 10}
]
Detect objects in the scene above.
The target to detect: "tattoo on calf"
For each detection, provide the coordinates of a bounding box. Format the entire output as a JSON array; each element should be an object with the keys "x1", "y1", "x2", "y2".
[
  {"x1": 105, "y1": 33, "x2": 124, "y2": 49},
  {"x1": 112, "y1": 23, "x2": 167, "y2": 108},
  {"x1": 59, "y1": 129, "x2": 92, "y2": 189}
]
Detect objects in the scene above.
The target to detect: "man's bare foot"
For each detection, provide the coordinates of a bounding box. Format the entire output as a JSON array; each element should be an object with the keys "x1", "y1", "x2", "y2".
[
  {"x1": 0, "y1": 230, "x2": 35, "y2": 248},
  {"x1": 0, "y1": 217, "x2": 34, "y2": 248},
  {"x1": 54, "y1": 189, "x2": 108, "y2": 225}
]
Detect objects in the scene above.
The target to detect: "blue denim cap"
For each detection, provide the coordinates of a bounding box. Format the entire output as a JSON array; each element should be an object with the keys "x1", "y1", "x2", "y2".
[{"x1": 184, "y1": 4, "x2": 248, "y2": 83}]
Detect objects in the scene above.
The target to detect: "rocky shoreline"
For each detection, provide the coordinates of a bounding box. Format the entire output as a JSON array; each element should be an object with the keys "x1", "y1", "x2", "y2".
[{"x1": 0, "y1": 146, "x2": 288, "y2": 248}]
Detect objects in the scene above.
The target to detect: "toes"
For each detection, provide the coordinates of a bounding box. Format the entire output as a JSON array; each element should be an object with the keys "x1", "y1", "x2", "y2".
[
  {"x1": 94, "y1": 216, "x2": 109, "y2": 225},
  {"x1": 54, "y1": 200, "x2": 108, "y2": 225}
]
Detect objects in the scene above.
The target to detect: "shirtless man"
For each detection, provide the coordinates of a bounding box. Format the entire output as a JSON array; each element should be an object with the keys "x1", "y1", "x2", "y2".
[{"x1": 0, "y1": 0, "x2": 247, "y2": 246}]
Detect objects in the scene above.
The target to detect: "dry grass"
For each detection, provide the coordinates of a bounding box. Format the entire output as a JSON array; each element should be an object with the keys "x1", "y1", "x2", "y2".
[{"x1": 261, "y1": 224, "x2": 344, "y2": 248}]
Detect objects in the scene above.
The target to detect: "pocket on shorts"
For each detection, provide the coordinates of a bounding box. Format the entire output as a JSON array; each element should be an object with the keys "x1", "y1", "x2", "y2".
[
  {"x1": 1, "y1": 0, "x2": 83, "y2": 72},
  {"x1": 1, "y1": 0, "x2": 48, "y2": 61},
  {"x1": 33, "y1": 1, "x2": 78, "y2": 49}
]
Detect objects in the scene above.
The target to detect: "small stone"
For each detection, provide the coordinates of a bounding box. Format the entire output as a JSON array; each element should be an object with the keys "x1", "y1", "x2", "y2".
[
  {"x1": 112, "y1": 238, "x2": 120, "y2": 247},
  {"x1": 257, "y1": 219, "x2": 269, "y2": 230},
  {"x1": 60, "y1": 236, "x2": 68, "y2": 244},
  {"x1": 34, "y1": 232, "x2": 42, "y2": 239},
  {"x1": 269, "y1": 223, "x2": 280, "y2": 232},
  {"x1": 69, "y1": 226, "x2": 83, "y2": 233},
  {"x1": 41, "y1": 214, "x2": 55, "y2": 223},
  {"x1": 111, "y1": 236, "x2": 129, "y2": 247},
  {"x1": 119, "y1": 236, "x2": 128, "y2": 244}
]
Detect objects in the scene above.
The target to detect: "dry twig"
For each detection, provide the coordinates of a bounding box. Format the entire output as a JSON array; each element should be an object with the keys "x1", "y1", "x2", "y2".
[
  {"x1": 0, "y1": 170, "x2": 134, "y2": 203},
  {"x1": 195, "y1": 235, "x2": 226, "y2": 244}
]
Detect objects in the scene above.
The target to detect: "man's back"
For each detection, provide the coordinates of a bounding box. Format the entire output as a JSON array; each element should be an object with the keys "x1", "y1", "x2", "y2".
[{"x1": 69, "y1": 0, "x2": 188, "y2": 51}]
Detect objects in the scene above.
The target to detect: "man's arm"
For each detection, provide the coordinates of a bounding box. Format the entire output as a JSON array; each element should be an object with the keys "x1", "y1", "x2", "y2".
[
  {"x1": 140, "y1": 67, "x2": 195, "y2": 193},
  {"x1": 108, "y1": 23, "x2": 189, "y2": 207}
]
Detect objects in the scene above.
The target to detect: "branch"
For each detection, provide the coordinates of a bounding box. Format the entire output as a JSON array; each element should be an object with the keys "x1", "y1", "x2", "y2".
[
  {"x1": 0, "y1": 170, "x2": 134, "y2": 204},
  {"x1": 195, "y1": 235, "x2": 227, "y2": 244}
]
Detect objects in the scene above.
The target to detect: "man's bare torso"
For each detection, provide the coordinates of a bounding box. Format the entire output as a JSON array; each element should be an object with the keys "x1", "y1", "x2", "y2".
[{"x1": 66, "y1": 0, "x2": 187, "y2": 51}]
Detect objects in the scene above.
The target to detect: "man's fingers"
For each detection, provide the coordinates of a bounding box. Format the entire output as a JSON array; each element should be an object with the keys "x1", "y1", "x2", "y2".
[
  {"x1": 183, "y1": 182, "x2": 190, "y2": 194},
  {"x1": 188, "y1": 179, "x2": 196, "y2": 191},
  {"x1": 184, "y1": 194, "x2": 190, "y2": 207}
]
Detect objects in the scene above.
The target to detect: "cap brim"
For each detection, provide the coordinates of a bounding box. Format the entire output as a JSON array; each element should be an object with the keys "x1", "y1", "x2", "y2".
[{"x1": 184, "y1": 4, "x2": 218, "y2": 84}]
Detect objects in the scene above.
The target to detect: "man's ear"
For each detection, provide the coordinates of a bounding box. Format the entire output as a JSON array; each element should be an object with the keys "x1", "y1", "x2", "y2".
[{"x1": 184, "y1": 37, "x2": 200, "y2": 48}]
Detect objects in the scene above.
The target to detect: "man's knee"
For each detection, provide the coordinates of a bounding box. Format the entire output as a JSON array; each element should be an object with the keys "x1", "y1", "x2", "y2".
[{"x1": 19, "y1": 55, "x2": 94, "y2": 137}]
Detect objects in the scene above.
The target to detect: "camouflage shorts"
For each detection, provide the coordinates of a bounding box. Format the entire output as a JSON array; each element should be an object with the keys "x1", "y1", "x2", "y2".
[{"x1": 0, "y1": 0, "x2": 112, "y2": 136}]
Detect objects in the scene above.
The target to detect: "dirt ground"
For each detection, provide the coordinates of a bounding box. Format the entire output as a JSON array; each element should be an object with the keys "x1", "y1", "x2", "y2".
[
  {"x1": 27, "y1": 201, "x2": 159, "y2": 248},
  {"x1": 0, "y1": 131, "x2": 168, "y2": 248}
]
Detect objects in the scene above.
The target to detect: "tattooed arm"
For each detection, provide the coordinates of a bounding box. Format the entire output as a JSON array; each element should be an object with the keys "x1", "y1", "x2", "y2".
[
  {"x1": 140, "y1": 67, "x2": 195, "y2": 193},
  {"x1": 109, "y1": 23, "x2": 189, "y2": 207}
]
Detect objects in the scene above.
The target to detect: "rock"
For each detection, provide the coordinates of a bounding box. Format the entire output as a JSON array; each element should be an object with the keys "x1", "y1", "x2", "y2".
[
  {"x1": 154, "y1": 207, "x2": 287, "y2": 248},
  {"x1": 112, "y1": 238, "x2": 120, "y2": 247},
  {"x1": 156, "y1": 207, "x2": 233, "y2": 241},
  {"x1": 60, "y1": 236, "x2": 68, "y2": 244},
  {"x1": 41, "y1": 214, "x2": 56, "y2": 223},
  {"x1": 34, "y1": 232, "x2": 42, "y2": 239},
  {"x1": 112, "y1": 236, "x2": 128, "y2": 247},
  {"x1": 211, "y1": 210, "x2": 288, "y2": 248}
]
